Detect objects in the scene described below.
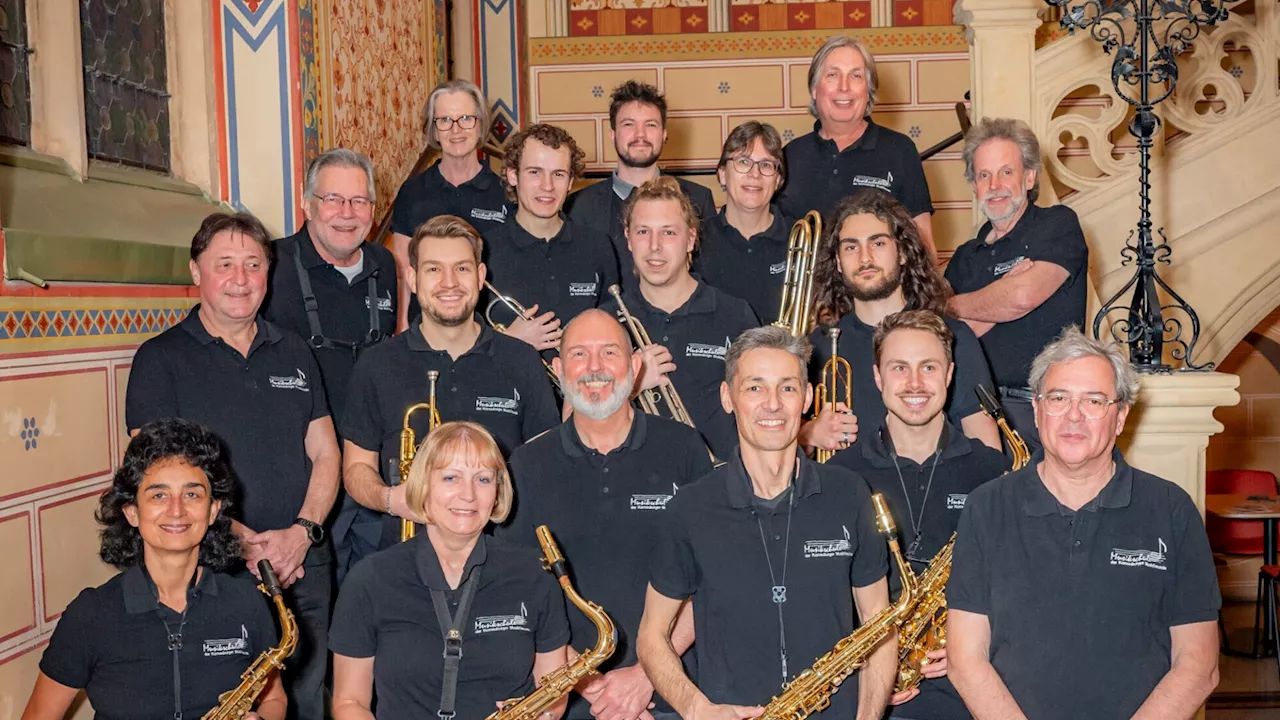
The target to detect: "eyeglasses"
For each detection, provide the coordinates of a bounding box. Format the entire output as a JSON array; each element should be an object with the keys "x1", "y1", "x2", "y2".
[
  {"x1": 1036, "y1": 391, "x2": 1120, "y2": 419},
  {"x1": 728, "y1": 156, "x2": 780, "y2": 177},
  {"x1": 312, "y1": 193, "x2": 373, "y2": 213},
  {"x1": 433, "y1": 115, "x2": 479, "y2": 131}
]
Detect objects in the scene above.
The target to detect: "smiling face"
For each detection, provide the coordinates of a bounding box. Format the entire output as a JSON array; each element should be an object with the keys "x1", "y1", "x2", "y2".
[
  {"x1": 555, "y1": 310, "x2": 640, "y2": 421},
  {"x1": 612, "y1": 101, "x2": 666, "y2": 168},
  {"x1": 124, "y1": 459, "x2": 220, "y2": 556},
  {"x1": 718, "y1": 137, "x2": 783, "y2": 213},
  {"x1": 722, "y1": 347, "x2": 813, "y2": 454},
  {"x1": 190, "y1": 229, "x2": 269, "y2": 324},
  {"x1": 972, "y1": 137, "x2": 1036, "y2": 224},
  {"x1": 812, "y1": 46, "x2": 871, "y2": 127},
  {"x1": 626, "y1": 197, "x2": 696, "y2": 289},
  {"x1": 505, "y1": 138, "x2": 573, "y2": 222},
  {"x1": 836, "y1": 212, "x2": 903, "y2": 302},
  {"x1": 434, "y1": 91, "x2": 484, "y2": 160},
  {"x1": 303, "y1": 164, "x2": 374, "y2": 262},
  {"x1": 423, "y1": 457, "x2": 500, "y2": 539},
  {"x1": 1035, "y1": 356, "x2": 1129, "y2": 469},
  {"x1": 408, "y1": 235, "x2": 484, "y2": 327},
  {"x1": 874, "y1": 328, "x2": 953, "y2": 428}
]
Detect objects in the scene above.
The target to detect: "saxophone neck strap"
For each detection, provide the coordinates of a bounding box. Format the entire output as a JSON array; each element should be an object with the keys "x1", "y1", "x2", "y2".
[
  {"x1": 429, "y1": 567, "x2": 483, "y2": 720},
  {"x1": 292, "y1": 245, "x2": 383, "y2": 358}
]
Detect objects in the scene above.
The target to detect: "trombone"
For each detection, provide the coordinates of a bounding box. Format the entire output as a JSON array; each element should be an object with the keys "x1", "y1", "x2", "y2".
[
  {"x1": 976, "y1": 384, "x2": 1031, "y2": 471},
  {"x1": 399, "y1": 370, "x2": 441, "y2": 541},
  {"x1": 608, "y1": 284, "x2": 697, "y2": 427},
  {"x1": 773, "y1": 210, "x2": 823, "y2": 337},
  {"x1": 814, "y1": 327, "x2": 853, "y2": 463},
  {"x1": 483, "y1": 281, "x2": 562, "y2": 391}
]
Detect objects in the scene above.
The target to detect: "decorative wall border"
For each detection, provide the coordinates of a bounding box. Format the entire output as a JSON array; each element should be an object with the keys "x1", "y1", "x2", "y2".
[
  {"x1": 0, "y1": 299, "x2": 195, "y2": 354},
  {"x1": 298, "y1": 0, "x2": 323, "y2": 165},
  {"x1": 473, "y1": 0, "x2": 528, "y2": 144}
]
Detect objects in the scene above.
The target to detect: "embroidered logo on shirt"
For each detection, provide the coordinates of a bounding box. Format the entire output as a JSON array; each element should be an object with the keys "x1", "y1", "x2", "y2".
[
  {"x1": 685, "y1": 337, "x2": 732, "y2": 361},
  {"x1": 569, "y1": 280, "x2": 599, "y2": 297},
  {"x1": 475, "y1": 602, "x2": 531, "y2": 633},
  {"x1": 268, "y1": 369, "x2": 310, "y2": 392},
  {"x1": 850, "y1": 171, "x2": 893, "y2": 191},
  {"x1": 365, "y1": 292, "x2": 394, "y2": 312},
  {"x1": 630, "y1": 483, "x2": 679, "y2": 511},
  {"x1": 947, "y1": 493, "x2": 968, "y2": 510},
  {"x1": 203, "y1": 626, "x2": 250, "y2": 657},
  {"x1": 993, "y1": 256, "x2": 1028, "y2": 277},
  {"x1": 1110, "y1": 538, "x2": 1168, "y2": 570},
  {"x1": 471, "y1": 208, "x2": 506, "y2": 223},
  {"x1": 769, "y1": 261, "x2": 788, "y2": 275},
  {"x1": 804, "y1": 525, "x2": 854, "y2": 558},
  {"x1": 476, "y1": 388, "x2": 521, "y2": 416}
]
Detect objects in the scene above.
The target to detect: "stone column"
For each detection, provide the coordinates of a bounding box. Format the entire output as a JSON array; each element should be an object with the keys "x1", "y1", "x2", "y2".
[
  {"x1": 954, "y1": 0, "x2": 1044, "y2": 123},
  {"x1": 1117, "y1": 372, "x2": 1241, "y2": 513}
]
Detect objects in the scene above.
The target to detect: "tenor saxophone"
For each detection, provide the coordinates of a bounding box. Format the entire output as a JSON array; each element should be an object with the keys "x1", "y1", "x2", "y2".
[
  {"x1": 758, "y1": 494, "x2": 917, "y2": 720},
  {"x1": 486, "y1": 525, "x2": 617, "y2": 720},
  {"x1": 201, "y1": 560, "x2": 298, "y2": 719}
]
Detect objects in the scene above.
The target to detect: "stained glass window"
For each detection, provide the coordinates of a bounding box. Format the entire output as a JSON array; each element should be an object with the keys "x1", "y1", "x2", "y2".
[
  {"x1": 0, "y1": 0, "x2": 31, "y2": 146},
  {"x1": 80, "y1": 0, "x2": 171, "y2": 172}
]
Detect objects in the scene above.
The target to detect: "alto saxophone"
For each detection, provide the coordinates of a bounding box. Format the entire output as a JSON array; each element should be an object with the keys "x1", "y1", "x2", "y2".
[
  {"x1": 892, "y1": 386, "x2": 1031, "y2": 694},
  {"x1": 759, "y1": 494, "x2": 918, "y2": 720},
  {"x1": 201, "y1": 560, "x2": 298, "y2": 719},
  {"x1": 487, "y1": 525, "x2": 617, "y2": 720}
]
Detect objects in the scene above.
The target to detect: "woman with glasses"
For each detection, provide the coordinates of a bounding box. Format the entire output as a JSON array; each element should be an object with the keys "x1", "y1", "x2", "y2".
[
  {"x1": 390, "y1": 80, "x2": 510, "y2": 329},
  {"x1": 692, "y1": 122, "x2": 793, "y2": 322}
]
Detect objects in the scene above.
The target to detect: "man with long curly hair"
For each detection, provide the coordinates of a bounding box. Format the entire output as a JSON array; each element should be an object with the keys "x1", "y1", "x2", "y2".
[{"x1": 799, "y1": 189, "x2": 1001, "y2": 459}]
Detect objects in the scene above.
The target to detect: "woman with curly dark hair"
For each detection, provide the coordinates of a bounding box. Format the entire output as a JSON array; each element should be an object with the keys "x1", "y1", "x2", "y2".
[
  {"x1": 22, "y1": 418, "x2": 286, "y2": 720},
  {"x1": 798, "y1": 189, "x2": 1001, "y2": 459}
]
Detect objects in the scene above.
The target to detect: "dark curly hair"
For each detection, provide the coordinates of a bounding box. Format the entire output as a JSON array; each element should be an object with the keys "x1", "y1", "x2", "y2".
[
  {"x1": 500, "y1": 123, "x2": 587, "y2": 203},
  {"x1": 98, "y1": 418, "x2": 242, "y2": 571},
  {"x1": 608, "y1": 80, "x2": 667, "y2": 130},
  {"x1": 811, "y1": 189, "x2": 951, "y2": 326}
]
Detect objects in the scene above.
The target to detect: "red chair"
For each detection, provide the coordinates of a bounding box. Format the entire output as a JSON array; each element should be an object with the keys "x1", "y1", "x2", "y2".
[{"x1": 1206, "y1": 469, "x2": 1278, "y2": 555}]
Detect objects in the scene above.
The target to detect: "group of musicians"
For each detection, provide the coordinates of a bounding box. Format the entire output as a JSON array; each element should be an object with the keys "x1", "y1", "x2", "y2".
[{"x1": 21, "y1": 33, "x2": 1221, "y2": 720}]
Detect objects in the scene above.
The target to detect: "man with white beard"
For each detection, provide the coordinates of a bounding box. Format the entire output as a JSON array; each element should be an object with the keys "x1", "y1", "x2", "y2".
[
  {"x1": 501, "y1": 309, "x2": 711, "y2": 720},
  {"x1": 944, "y1": 118, "x2": 1089, "y2": 453}
]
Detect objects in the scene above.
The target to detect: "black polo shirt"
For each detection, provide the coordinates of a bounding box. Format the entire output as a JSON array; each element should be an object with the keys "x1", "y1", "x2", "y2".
[
  {"x1": 948, "y1": 449, "x2": 1221, "y2": 719},
  {"x1": 330, "y1": 534, "x2": 570, "y2": 720},
  {"x1": 126, "y1": 310, "x2": 329, "y2": 532},
  {"x1": 391, "y1": 161, "x2": 509, "y2": 238},
  {"x1": 650, "y1": 452, "x2": 888, "y2": 715},
  {"x1": 482, "y1": 215, "x2": 619, "y2": 329},
  {"x1": 831, "y1": 420, "x2": 1006, "y2": 720},
  {"x1": 777, "y1": 121, "x2": 933, "y2": 223},
  {"x1": 693, "y1": 207, "x2": 793, "y2": 322},
  {"x1": 262, "y1": 226, "x2": 397, "y2": 426},
  {"x1": 603, "y1": 282, "x2": 758, "y2": 459},
  {"x1": 808, "y1": 311, "x2": 991, "y2": 429},
  {"x1": 501, "y1": 412, "x2": 712, "y2": 718},
  {"x1": 943, "y1": 203, "x2": 1089, "y2": 389},
  {"x1": 40, "y1": 566, "x2": 275, "y2": 720},
  {"x1": 566, "y1": 173, "x2": 718, "y2": 283}
]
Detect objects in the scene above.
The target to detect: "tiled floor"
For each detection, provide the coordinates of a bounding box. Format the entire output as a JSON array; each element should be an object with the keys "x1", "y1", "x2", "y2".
[{"x1": 1207, "y1": 601, "x2": 1280, "y2": 719}]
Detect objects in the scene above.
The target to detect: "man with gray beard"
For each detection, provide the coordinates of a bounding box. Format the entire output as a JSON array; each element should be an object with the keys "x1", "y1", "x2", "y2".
[
  {"x1": 944, "y1": 118, "x2": 1089, "y2": 453},
  {"x1": 501, "y1": 309, "x2": 711, "y2": 720}
]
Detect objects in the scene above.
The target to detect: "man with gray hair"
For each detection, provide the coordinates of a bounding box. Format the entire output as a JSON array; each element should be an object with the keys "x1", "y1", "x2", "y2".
[
  {"x1": 638, "y1": 325, "x2": 895, "y2": 719},
  {"x1": 502, "y1": 309, "x2": 712, "y2": 720},
  {"x1": 947, "y1": 327, "x2": 1220, "y2": 720},
  {"x1": 264, "y1": 147, "x2": 398, "y2": 583},
  {"x1": 777, "y1": 35, "x2": 936, "y2": 257},
  {"x1": 944, "y1": 118, "x2": 1089, "y2": 455}
]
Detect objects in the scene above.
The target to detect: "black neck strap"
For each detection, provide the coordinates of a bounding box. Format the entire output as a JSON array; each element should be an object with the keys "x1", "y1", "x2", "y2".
[
  {"x1": 429, "y1": 567, "x2": 482, "y2": 719},
  {"x1": 292, "y1": 247, "x2": 382, "y2": 357}
]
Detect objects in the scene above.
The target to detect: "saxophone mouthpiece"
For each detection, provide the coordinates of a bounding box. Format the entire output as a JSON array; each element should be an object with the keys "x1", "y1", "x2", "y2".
[
  {"x1": 258, "y1": 560, "x2": 284, "y2": 598},
  {"x1": 975, "y1": 384, "x2": 1002, "y2": 418},
  {"x1": 872, "y1": 494, "x2": 899, "y2": 540},
  {"x1": 536, "y1": 525, "x2": 569, "y2": 579}
]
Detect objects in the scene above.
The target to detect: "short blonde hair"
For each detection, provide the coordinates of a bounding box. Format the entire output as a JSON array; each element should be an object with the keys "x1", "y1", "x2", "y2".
[{"x1": 403, "y1": 422, "x2": 513, "y2": 525}]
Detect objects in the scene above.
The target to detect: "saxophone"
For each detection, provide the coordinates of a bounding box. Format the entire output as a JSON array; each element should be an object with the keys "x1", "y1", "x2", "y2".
[
  {"x1": 486, "y1": 525, "x2": 617, "y2": 720},
  {"x1": 758, "y1": 494, "x2": 917, "y2": 720},
  {"x1": 201, "y1": 560, "x2": 298, "y2": 719},
  {"x1": 891, "y1": 386, "x2": 1031, "y2": 694}
]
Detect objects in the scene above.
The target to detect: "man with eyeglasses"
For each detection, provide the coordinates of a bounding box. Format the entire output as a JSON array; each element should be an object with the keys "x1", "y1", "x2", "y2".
[
  {"x1": 693, "y1": 122, "x2": 794, "y2": 322},
  {"x1": 264, "y1": 148, "x2": 398, "y2": 584},
  {"x1": 946, "y1": 327, "x2": 1221, "y2": 720}
]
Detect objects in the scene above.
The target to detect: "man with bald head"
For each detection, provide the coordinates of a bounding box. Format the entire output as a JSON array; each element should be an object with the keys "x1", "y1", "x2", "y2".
[{"x1": 502, "y1": 309, "x2": 712, "y2": 720}]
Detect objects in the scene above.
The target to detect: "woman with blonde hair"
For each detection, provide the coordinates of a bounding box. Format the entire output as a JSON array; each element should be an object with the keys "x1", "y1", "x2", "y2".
[{"x1": 330, "y1": 421, "x2": 570, "y2": 720}]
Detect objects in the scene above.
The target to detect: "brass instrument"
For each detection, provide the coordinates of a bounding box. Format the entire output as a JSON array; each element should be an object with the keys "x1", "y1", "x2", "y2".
[
  {"x1": 759, "y1": 494, "x2": 918, "y2": 719},
  {"x1": 773, "y1": 211, "x2": 823, "y2": 337},
  {"x1": 201, "y1": 560, "x2": 298, "y2": 719},
  {"x1": 483, "y1": 281, "x2": 561, "y2": 391},
  {"x1": 976, "y1": 384, "x2": 1032, "y2": 471},
  {"x1": 487, "y1": 525, "x2": 617, "y2": 720},
  {"x1": 399, "y1": 369, "x2": 441, "y2": 542},
  {"x1": 814, "y1": 327, "x2": 853, "y2": 464},
  {"x1": 608, "y1": 284, "x2": 697, "y2": 427}
]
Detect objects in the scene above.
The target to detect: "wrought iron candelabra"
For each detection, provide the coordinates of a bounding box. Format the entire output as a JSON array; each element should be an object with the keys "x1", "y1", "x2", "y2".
[{"x1": 1044, "y1": 0, "x2": 1242, "y2": 371}]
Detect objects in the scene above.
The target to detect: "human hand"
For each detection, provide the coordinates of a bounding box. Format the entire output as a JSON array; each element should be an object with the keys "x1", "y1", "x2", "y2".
[
  {"x1": 636, "y1": 344, "x2": 676, "y2": 392},
  {"x1": 799, "y1": 403, "x2": 858, "y2": 452},
  {"x1": 506, "y1": 306, "x2": 563, "y2": 351}
]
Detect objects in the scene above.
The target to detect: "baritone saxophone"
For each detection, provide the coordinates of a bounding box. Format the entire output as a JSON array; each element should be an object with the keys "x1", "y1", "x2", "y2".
[
  {"x1": 487, "y1": 525, "x2": 617, "y2": 720},
  {"x1": 758, "y1": 494, "x2": 917, "y2": 720},
  {"x1": 201, "y1": 560, "x2": 298, "y2": 719}
]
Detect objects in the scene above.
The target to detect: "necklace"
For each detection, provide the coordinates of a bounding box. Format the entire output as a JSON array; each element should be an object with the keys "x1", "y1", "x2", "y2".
[
  {"x1": 751, "y1": 459, "x2": 799, "y2": 686},
  {"x1": 890, "y1": 446, "x2": 942, "y2": 562}
]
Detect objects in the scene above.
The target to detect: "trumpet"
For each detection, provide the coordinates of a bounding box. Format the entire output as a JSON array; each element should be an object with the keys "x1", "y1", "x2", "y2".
[
  {"x1": 976, "y1": 384, "x2": 1031, "y2": 471},
  {"x1": 399, "y1": 369, "x2": 441, "y2": 542},
  {"x1": 483, "y1": 281, "x2": 561, "y2": 391},
  {"x1": 773, "y1": 210, "x2": 822, "y2": 337},
  {"x1": 608, "y1": 284, "x2": 697, "y2": 427},
  {"x1": 814, "y1": 327, "x2": 853, "y2": 463}
]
